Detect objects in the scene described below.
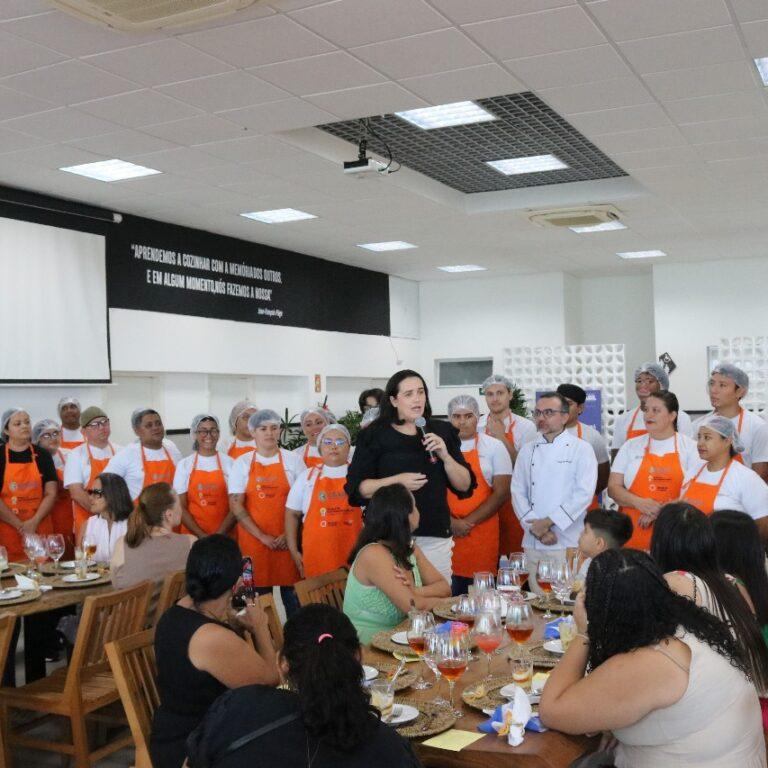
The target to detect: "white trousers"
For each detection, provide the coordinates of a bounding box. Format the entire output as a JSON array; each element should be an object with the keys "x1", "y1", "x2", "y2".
[
  {"x1": 414, "y1": 535, "x2": 454, "y2": 585},
  {"x1": 524, "y1": 547, "x2": 566, "y2": 595}
]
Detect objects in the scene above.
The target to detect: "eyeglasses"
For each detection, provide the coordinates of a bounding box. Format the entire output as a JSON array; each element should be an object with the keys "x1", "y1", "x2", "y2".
[
  {"x1": 86, "y1": 419, "x2": 110, "y2": 429},
  {"x1": 321, "y1": 438, "x2": 347, "y2": 447},
  {"x1": 533, "y1": 409, "x2": 568, "y2": 418},
  {"x1": 40, "y1": 431, "x2": 60, "y2": 440},
  {"x1": 196, "y1": 428, "x2": 220, "y2": 437},
  {"x1": 87, "y1": 488, "x2": 104, "y2": 497}
]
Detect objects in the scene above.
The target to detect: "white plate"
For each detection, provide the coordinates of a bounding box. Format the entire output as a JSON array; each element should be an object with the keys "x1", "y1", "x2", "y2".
[
  {"x1": 388, "y1": 703, "x2": 419, "y2": 726},
  {"x1": 363, "y1": 665, "x2": 378, "y2": 682},
  {"x1": 62, "y1": 572, "x2": 100, "y2": 583},
  {"x1": 543, "y1": 639, "x2": 564, "y2": 655},
  {"x1": 0, "y1": 590, "x2": 22, "y2": 600},
  {"x1": 500, "y1": 683, "x2": 541, "y2": 704},
  {"x1": 390, "y1": 631, "x2": 409, "y2": 645}
]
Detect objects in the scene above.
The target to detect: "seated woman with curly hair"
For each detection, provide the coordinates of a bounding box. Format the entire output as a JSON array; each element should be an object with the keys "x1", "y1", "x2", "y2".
[{"x1": 539, "y1": 549, "x2": 768, "y2": 768}]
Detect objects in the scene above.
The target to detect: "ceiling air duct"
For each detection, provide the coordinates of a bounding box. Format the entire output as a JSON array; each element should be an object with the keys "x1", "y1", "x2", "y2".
[{"x1": 527, "y1": 204, "x2": 624, "y2": 229}]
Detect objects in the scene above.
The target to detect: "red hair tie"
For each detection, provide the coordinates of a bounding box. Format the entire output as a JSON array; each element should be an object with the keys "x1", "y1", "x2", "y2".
[{"x1": 317, "y1": 633, "x2": 333, "y2": 644}]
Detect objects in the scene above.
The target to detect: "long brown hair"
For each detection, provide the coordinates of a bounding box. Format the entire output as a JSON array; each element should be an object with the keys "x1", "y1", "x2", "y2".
[{"x1": 125, "y1": 483, "x2": 175, "y2": 548}]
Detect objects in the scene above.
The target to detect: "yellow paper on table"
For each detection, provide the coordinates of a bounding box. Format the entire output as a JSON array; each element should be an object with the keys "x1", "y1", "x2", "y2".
[{"x1": 422, "y1": 729, "x2": 485, "y2": 751}]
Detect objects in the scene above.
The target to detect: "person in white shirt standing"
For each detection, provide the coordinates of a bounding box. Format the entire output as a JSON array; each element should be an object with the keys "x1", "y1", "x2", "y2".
[
  {"x1": 611, "y1": 363, "x2": 693, "y2": 460},
  {"x1": 512, "y1": 392, "x2": 597, "y2": 593},
  {"x1": 57, "y1": 397, "x2": 84, "y2": 450},
  {"x1": 692, "y1": 363, "x2": 768, "y2": 483}
]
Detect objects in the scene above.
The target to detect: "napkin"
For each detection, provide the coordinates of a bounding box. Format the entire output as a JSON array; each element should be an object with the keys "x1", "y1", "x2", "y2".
[
  {"x1": 544, "y1": 617, "x2": 565, "y2": 639},
  {"x1": 421, "y1": 730, "x2": 485, "y2": 751},
  {"x1": 477, "y1": 687, "x2": 548, "y2": 743},
  {"x1": 15, "y1": 574, "x2": 51, "y2": 592}
]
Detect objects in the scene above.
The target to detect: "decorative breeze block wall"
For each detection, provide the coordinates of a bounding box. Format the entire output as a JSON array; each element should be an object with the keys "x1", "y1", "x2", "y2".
[{"x1": 712, "y1": 337, "x2": 768, "y2": 416}]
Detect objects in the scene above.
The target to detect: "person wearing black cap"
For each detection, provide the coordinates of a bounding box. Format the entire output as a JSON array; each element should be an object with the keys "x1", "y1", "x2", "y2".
[{"x1": 557, "y1": 384, "x2": 610, "y2": 508}]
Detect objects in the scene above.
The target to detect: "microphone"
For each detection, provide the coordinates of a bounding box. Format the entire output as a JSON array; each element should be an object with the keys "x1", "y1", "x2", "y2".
[{"x1": 414, "y1": 416, "x2": 438, "y2": 464}]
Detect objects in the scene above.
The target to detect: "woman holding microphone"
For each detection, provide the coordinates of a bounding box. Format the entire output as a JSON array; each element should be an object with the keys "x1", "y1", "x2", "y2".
[{"x1": 346, "y1": 369, "x2": 474, "y2": 583}]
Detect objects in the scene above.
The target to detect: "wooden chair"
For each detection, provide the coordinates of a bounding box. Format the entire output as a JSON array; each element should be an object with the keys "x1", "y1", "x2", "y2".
[
  {"x1": 258, "y1": 593, "x2": 283, "y2": 650},
  {"x1": 294, "y1": 568, "x2": 348, "y2": 610},
  {"x1": 0, "y1": 581, "x2": 152, "y2": 768},
  {"x1": 153, "y1": 570, "x2": 186, "y2": 624},
  {"x1": 105, "y1": 629, "x2": 156, "y2": 768},
  {"x1": 0, "y1": 613, "x2": 17, "y2": 768}
]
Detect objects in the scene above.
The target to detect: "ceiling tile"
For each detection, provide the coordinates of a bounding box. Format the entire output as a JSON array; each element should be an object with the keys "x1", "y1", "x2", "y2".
[
  {"x1": 590, "y1": 125, "x2": 688, "y2": 153},
  {"x1": 75, "y1": 90, "x2": 203, "y2": 128},
  {"x1": 678, "y1": 115, "x2": 768, "y2": 143},
  {"x1": 218, "y1": 98, "x2": 336, "y2": 133},
  {"x1": 126, "y1": 147, "x2": 225, "y2": 173},
  {"x1": 159, "y1": 71, "x2": 289, "y2": 112},
  {"x1": 399, "y1": 63, "x2": 524, "y2": 104},
  {"x1": 504, "y1": 45, "x2": 631, "y2": 88},
  {"x1": 692, "y1": 136, "x2": 768, "y2": 161},
  {"x1": 428, "y1": 0, "x2": 575, "y2": 25},
  {"x1": 194, "y1": 135, "x2": 284, "y2": 162},
  {"x1": 0, "y1": 85, "x2": 54, "y2": 121},
  {"x1": 618, "y1": 26, "x2": 743, "y2": 74},
  {"x1": 1, "y1": 60, "x2": 139, "y2": 106},
  {"x1": 0, "y1": 28, "x2": 66, "y2": 77},
  {"x1": 741, "y1": 19, "x2": 768, "y2": 56},
  {"x1": 85, "y1": 39, "x2": 232, "y2": 87},
  {"x1": 642, "y1": 60, "x2": 758, "y2": 101},
  {"x1": 0, "y1": 1, "x2": 51, "y2": 20},
  {"x1": 288, "y1": 0, "x2": 449, "y2": 48},
  {"x1": 539, "y1": 77, "x2": 653, "y2": 114},
  {"x1": 731, "y1": 0, "x2": 768, "y2": 22},
  {"x1": 586, "y1": 0, "x2": 731, "y2": 41},
  {"x1": 4, "y1": 143, "x2": 108, "y2": 170},
  {"x1": 268, "y1": 0, "x2": 335, "y2": 9},
  {"x1": 67, "y1": 129, "x2": 180, "y2": 158},
  {"x1": 463, "y1": 6, "x2": 605, "y2": 60},
  {"x1": 179, "y1": 15, "x2": 334, "y2": 68},
  {"x1": 250, "y1": 51, "x2": 385, "y2": 96},
  {"x1": 665, "y1": 91, "x2": 768, "y2": 125},
  {"x1": 143, "y1": 115, "x2": 248, "y2": 145},
  {"x1": 2, "y1": 107, "x2": 120, "y2": 142},
  {"x1": 609, "y1": 145, "x2": 699, "y2": 170},
  {"x1": 567, "y1": 103, "x2": 671, "y2": 135},
  {"x1": 0, "y1": 125, "x2": 51, "y2": 155},
  {"x1": 304, "y1": 82, "x2": 428, "y2": 119},
  {"x1": 178, "y1": 163, "x2": 275, "y2": 186},
  {"x1": 169, "y1": 2, "x2": 275, "y2": 31}
]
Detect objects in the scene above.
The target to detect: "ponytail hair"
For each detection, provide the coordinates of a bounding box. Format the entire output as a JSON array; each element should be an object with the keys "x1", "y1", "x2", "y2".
[
  {"x1": 282, "y1": 604, "x2": 376, "y2": 752},
  {"x1": 126, "y1": 482, "x2": 175, "y2": 548}
]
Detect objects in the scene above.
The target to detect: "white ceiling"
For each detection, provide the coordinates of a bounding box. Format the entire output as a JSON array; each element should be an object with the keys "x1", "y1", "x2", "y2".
[{"x1": 0, "y1": 0, "x2": 767, "y2": 281}]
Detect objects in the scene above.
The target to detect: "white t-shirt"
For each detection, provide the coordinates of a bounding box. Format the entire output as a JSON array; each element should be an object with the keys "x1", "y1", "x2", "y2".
[
  {"x1": 286, "y1": 463, "x2": 350, "y2": 520},
  {"x1": 459, "y1": 433, "x2": 512, "y2": 486},
  {"x1": 293, "y1": 442, "x2": 320, "y2": 468},
  {"x1": 83, "y1": 516, "x2": 128, "y2": 562},
  {"x1": 611, "y1": 433, "x2": 700, "y2": 489},
  {"x1": 104, "y1": 441, "x2": 183, "y2": 500},
  {"x1": 477, "y1": 413, "x2": 537, "y2": 452},
  {"x1": 217, "y1": 437, "x2": 255, "y2": 456},
  {"x1": 52, "y1": 449, "x2": 68, "y2": 472},
  {"x1": 682, "y1": 460, "x2": 768, "y2": 520},
  {"x1": 228, "y1": 448, "x2": 303, "y2": 495},
  {"x1": 61, "y1": 427, "x2": 84, "y2": 445},
  {"x1": 692, "y1": 410, "x2": 768, "y2": 469},
  {"x1": 567, "y1": 423, "x2": 609, "y2": 464},
  {"x1": 63, "y1": 442, "x2": 122, "y2": 488},
  {"x1": 173, "y1": 452, "x2": 234, "y2": 495},
  {"x1": 611, "y1": 406, "x2": 694, "y2": 450}
]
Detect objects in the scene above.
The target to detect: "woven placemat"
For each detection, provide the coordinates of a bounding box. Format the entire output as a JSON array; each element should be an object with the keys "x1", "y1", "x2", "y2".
[
  {"x1": 0, "y1": 590, "x2": 42, "y2": 607},
  {"x1": 39, "y1": 562, "x2": 96, "y2": 576},
  {"x1": 393, "y1": 698, "x2": 457, "y2": 739},
  {"x1": 50, "y1": 574, "x2": 111, "y2": 589},
  {"x1": 531, "y1": 598, "x2": 574, "y2": 614},
  {"x1": 370, "y1": 630, "x2": 419, "y2": 657},
  {"x1": 2, "y1": 563, "x2": 32, "y2": 577},
  {"x1": 520, "y1": 642, "x2": 562, "y2": 668},
  {"x1": 462, "y1": 674, "x2": 518, "y2": 712},
  {"x1": 368, "y1": 662, "x2": 417, "y2": 692}
]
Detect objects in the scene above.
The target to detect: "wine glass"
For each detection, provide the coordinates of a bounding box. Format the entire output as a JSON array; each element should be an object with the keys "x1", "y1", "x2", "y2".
[
  {"x1": 22, "y1": 534, "x2": 45, "y2": 578},
  {"x1": 552, "y1": 561, "x2": 574, "y2": 617},
  {"x1": 509, "y1": 552, "x2": 528, "y2": 589},
  {"x1": 472, "y1": 610, "x2": 503, "y2": 681},
  {"x1": 570, "y1": 553, "x2": 585, "y2": 596},
  {"x1": 536, "y1": 558, "x2": 556, "y2": 619},
  {"x1": 423, "y1": 629, "x2": 448, "y2": 707},
  {"x1": 46, "y1": 534, "x2": 65, "y2": 576},
  {"x1": 505, "y1": 601, "x2": 534, "y2": 662},
  {"x1": 473, "y1": 571, "x2": 495, "y2": 594},
  {"x1": 475, "y1": 589, "x2": 504, "y2": 619},
  {"x1": 0, "y1": 545, "x2": 8, "y2": 574},
  {"x1": 406, "y1": 610, "x2": 435, "y2": 690},
  {"x1": 454, "y1": 594, "x2": 476, "y2": 627},
  {"x1": 436, "y1": 628, "x2": 470, "y2": 717},
  {"x1": 497, "y1": 567, "x2": 522, "y2": 595}
]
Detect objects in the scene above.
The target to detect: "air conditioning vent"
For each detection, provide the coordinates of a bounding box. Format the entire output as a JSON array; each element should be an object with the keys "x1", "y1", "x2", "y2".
[
  {"x1": 51, "y1": 0, "x2": 257, "y2": 31},
  {"x1": 526, "y1": 205, "x2": 623, "y2": 229}
]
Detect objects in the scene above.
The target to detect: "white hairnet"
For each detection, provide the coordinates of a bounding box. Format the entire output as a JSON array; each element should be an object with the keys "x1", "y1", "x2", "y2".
[
  {"x1": 32, "y1": 419, "x2": 59, "y2": 445},
  {"x1": 300, "y1": 408, "x2": 332, "y2": 426},
  {"x1": 57, "y1": 397, "x2": 80, "y2": 413},
  {"x1": 228, "y1": 399, "x2": 256, "y2": 434},
  {"x1": 711, "y1": 363, "x2": 749, "y2": 392},
  {"x1": 1, "y1": 407, "x2": 26, "y2": 434},
  {"x1": 634, "y1": 362, "x2": 669, "y2": 390},
  {"x1": 482, "y1": 374, "x2": 514, "y2": 392},
  {"x1": 317, "y1": 423, "x2": 351, "y2": 448},
  {"x1": 248, "y1": 409, "x2": 281, "y2": 431},
  {"x1": 190, "y1": 413, "x2": 219, "y2": 434},
  {"x1": 699, "y1": 415, "x2": 745, "y2": 454},
  {"x1": 447, "y1": 394, "x2": 480, "y2": 417},
  {"x1": 360, "y1": 407, "x2": 379, "y2": 428},
  {"x1": 131, "y1": 407, "x2": 159, "y2": 430}
]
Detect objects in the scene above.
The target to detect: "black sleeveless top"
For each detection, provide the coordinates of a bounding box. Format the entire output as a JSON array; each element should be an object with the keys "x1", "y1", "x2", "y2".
[{"x1": 151, "y1": 604, "x2": 234, "y2": 768}]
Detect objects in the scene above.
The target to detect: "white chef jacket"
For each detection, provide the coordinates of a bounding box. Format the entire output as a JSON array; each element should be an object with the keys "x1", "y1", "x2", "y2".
[
  {"x1": 692, "y1": 410, "x2": 768, "y2": 469},
  {"x1": 511, "y1": 430, "x2": 597, "y2": 550},
  {"x1": 611, "y1": 405, "x2": 694, "y2": 450},
  {"x1": 566, "y1": 423, "x2": 609, "y2": 464},
  {"x1": 104, "y1": 441, "x2": 182, "y2": 500}
]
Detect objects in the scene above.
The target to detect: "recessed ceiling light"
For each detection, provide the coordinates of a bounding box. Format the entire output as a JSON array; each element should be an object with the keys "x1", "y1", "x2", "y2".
[
  {"x1": 395, "y1": 101, "x2": 496, "y2": 130},
  {"x1": 486, "y1": 154, "x2": 568, "y2": 175},
  {"x1": 357, "y1": 241, "x2": 417, "y2": 252},
  {"x1": 437, "y1": 264, "x2": 487, "y2": 273},
  {"x1": 754, "y1": 57, "x2": 768, "y2": 86},
  {"x1": 616, "y1": 250, "x2": 666, "y2": 260},
  {"x1": 240, "y1": 208, "x2": 317, "y2": 224},
  {"x1": 570, "y1": 221, "x2": 627, "y2": 233},
  {"x1": 59, "y1": 159, "x2": 161, "y2": 182}
]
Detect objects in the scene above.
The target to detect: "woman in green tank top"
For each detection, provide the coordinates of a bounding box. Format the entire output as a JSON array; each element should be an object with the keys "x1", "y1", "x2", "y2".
[{"x1": 343, "y1": 484, "x2": 451, "y2": 645}]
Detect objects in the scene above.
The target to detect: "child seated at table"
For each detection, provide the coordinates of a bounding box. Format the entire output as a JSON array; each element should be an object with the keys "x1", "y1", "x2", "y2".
[{"x1": 574, "y1": 508, "x2": 633, "y2": 580}]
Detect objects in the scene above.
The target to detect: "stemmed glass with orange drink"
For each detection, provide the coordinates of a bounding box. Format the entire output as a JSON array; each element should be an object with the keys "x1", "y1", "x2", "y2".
[
  {"x1": 472, "y1": 610, "x2": 503, "y2": 681},
  {"x1": 436, "y1": 626, "x2": 470, "y2": 717},
  {"x1": 406, "y1": 610, "x2": 435, "y2": 690}
]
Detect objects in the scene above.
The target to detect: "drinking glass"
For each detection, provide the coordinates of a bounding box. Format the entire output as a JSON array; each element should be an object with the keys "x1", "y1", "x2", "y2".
[
  {"x1": 423, "y1": 630, "x2": 448, "y2": 707},
  {"x1": 369, "y1": 679, "x2": 394, "y2": 723},
  {"x1": 497, "y1": 567, "x2": 522, "y2": 595},
  {"x1": 406, "y1": 610, "x2": 435, "y2": 690},
  {"x1": 22, "y1": 534, "x2": 45, "y2": 579},
  {"x1": 536, "y1": 558, "x2": 556, "y2": 619},
  {"x1": 472, "y1": 610, "x2": 503, "y2": 681},
  {"x1": 559, "y1": 617, "x2": 577, "y2": 651},
  {"x1": 509, "y1": 552, "x2": 528, "y2": 589},
  {"x1": 436, "y1": 628, "x2": 470, "y2": 717},
  {"x1": 505, "y1": 601, "x2": 534, "y2": 662},
  {"x1": 454, "y1": 594, "x2": 476, "y2": 627},
  {"x1": 473, "y1": 571, "x2": 495, "y2": 594},
  {"x1": 46, "y1": 534, "x2": 65, "y2": 575},
  {"x1": 511, "y1": 657, "x2": 534, "y2": 692},
  {"x1": 74, "y1": 546, "x2": 88, "y2": 580},
  {"x1": 552, "y1": 561, "x2": 574, "y2": 617},
  {"x1": 475, "y1": 589, "x2": 504, "y2": 619},
  {"x1": 83, "y1": 536, "x2": 97, "y2": 563},
  {"x1": 0, "y1": 545, "x2": 8, "y2": 573},
  {"x1": 570, "y1": 554, "x2": 585, "y2": 596}
]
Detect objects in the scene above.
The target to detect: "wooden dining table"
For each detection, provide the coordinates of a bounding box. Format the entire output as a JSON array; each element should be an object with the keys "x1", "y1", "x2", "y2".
[{"x1": 363, "y1": 603, "x2": 598, "y2": 768}]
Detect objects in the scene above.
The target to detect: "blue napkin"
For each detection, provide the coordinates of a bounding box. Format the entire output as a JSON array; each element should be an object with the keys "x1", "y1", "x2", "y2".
[
  {"x1": 477, "y1": 704, "x2": 548, "y2": 734},
  {"x1": 544, "y1": 617, "x2": 565, "y2": 639}
]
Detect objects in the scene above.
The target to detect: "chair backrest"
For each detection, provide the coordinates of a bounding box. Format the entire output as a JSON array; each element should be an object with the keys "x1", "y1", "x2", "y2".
[
  {"x1": 0, "y1": 612, "x2": 16, "y2": 674},
  {"x1": 65, "y1": 580, "x2": 153, "y2": 694},
  {"x1": 105, "y1": 628, "x2": 157, "y2": 768},
  {"x1": 294, "y1": 567, "x2": 348, "y2": 610},
  {"x1": 258, "y1": 593, "x2": 283, "y2": 650},
  {"x1": 154, "y1": 570, "x2": 187, "y2": 624}
]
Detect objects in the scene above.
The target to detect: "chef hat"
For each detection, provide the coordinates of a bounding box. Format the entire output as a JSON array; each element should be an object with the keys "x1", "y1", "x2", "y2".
[
  {"x1": 634, "y1": 362, "x2": 669, "y2": 391},
  {"x1": 711, "y1": 363, "x2": 749, "y2": 392},
  {"x1": 228, "y1": 399, "x2": 257, "y2": 434},
  {"x1": 131, "y1": 407, "x2": 160, "y2": 430},
  {"x1": 482, "y1": 374, "x2": 514, "y2": 393},
  {"x1": 360, "y1": 407, "x2": 379, "y2": 429},
  {"x1": 248, "y1": 409, "x2": 281, "y2": 431},
  {"x1": 699, "y1": 415, "x2": 745, "y2": 454},
  {"x1": 317, "y1": 423, "x2": 351, "y2": 448},
  {"x1": 57, "y1": 397, "x2": 80, "y2": 413},
  {"x1": 31, "y1": 419, "x2": 59, "y2": 445},
  {"x1": 300, "y1": 408, "x2": 333, "y2": 426},
  {"x1": 1, "y1": 407, "x2": 26, "y2": 434},
  {"x1": 447, "y1": 394, "x2": 480, "y2": 417},
  {"x1": 191, "y1": 413, "x2": 219, "y2": 434}
]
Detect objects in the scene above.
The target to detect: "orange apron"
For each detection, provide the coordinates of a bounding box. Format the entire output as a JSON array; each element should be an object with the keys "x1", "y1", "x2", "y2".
[
  {"x1": 52, "y1": 450, "x2": 75, "y2": 558},
  {"x1": 302, "y1": 466, "x2": 362, "y2": 578},
  {"x1": 239, "y1": 451, "x2": 298, "y2": 586},
  {"x1": 576, "y1": 423, "x2": 601, "y2": 511},
  {"x1": 227, "y1": 441, "x2": 255, "y2": 460},
  {"x1": 626, "y1": 406, "x2": 646, "y2": 440},
  {"x1": 681, "y1": 460, "x2": 734, "y2": 515},
  {"x1": 485, "y1": 416, "x2": 524, "y2": 556},
  {"x1": 60, "y1": 430, "x2": 84, "y2": 450},
  {"x1": 72, "y1": 442, "x2": 116, "y2": 539},
  {"x1": 0, "y1": 445, "x2": 53, "y2": 561},
  {"x1": 182, "y1": 452, "x2": 229, "y2": 535},
  {"x1": 302, "y1": 443, "x2": 323, "y2": 469},
  {"x1": 621, "y1": 435, "x2": 684, "y2": 551},
  {"x1": 140, "y1": 445, "x2": 176, "y2": 496},
  {"x1": 449, "y1": 436, "x2": 498, "y2": 577}
]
